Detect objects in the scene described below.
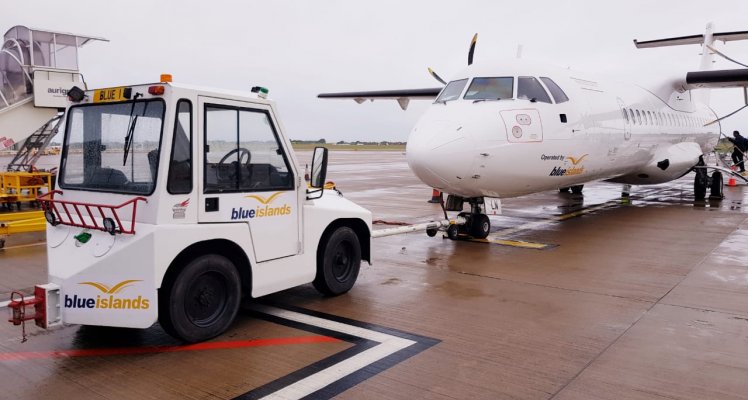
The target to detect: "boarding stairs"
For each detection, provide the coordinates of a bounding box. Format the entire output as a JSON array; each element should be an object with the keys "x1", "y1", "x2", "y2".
[
  {"x1": 6, "y1": 113, "x2": 63, "y2": 171},
  {"x1": 0, "y1": 26, "x2": 105, "y2": 153}
]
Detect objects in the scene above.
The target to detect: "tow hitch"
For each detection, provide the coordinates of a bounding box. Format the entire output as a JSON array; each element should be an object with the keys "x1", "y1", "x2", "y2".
[{"x1": 7, "y1": 284, "x2": 61, "y2": 342}]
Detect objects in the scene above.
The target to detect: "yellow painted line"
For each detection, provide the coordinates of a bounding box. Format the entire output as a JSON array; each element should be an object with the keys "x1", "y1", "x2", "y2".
[
  {"x1": 467, "y1": 236, "x2": 555, "y2": 249},
  {"x1": 468, "y1": 237, "x2": 555, "y2": 250},
  {"x1": 450, "y1": 233, "x2": 554, "y2": 249}
]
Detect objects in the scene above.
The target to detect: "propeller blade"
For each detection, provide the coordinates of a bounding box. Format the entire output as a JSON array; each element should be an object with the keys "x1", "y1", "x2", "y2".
[
  {"x1": 468, "y1": 33, "x2": 478, "y2": 65},
  {"x1": 428, "y1": 67, "x2": 447, "y2": 85},
  {"x1": 704, "y1": 103, "x2": 748, "y2": 126},
  {"x1": 706, "y1": 44, "x2": 748, "y2": 69}
]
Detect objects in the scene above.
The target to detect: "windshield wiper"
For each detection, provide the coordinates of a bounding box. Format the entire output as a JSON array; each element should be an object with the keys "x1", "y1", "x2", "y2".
[
  {"x1": 122, "y1": 93, "x2": 144, "y2": 166},
  {"x1": 473, "y1": 97, "x2": 501, "y2": 103}
]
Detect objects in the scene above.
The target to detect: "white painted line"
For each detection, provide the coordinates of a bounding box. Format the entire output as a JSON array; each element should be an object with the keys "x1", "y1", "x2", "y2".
[
  {"x1": 247, "y1": 304, "x2": 416, "y2": 400},
  {"x1": 0, "y1": 296, "x2": 35, "y2": 308}
]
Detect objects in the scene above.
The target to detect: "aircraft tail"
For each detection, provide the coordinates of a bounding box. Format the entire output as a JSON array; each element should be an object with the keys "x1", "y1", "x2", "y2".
[{"x1": 633, "y1": 23, "x2": 748, "y2": 105}]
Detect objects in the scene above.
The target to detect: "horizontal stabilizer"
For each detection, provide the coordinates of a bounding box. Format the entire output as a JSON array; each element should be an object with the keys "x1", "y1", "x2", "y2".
[
  {"x1": 635, "y1": 30, "x2": 748, "y2": 48},
  {"x1": 686, "y1": 68, "x2": 748, "y2": 88}
]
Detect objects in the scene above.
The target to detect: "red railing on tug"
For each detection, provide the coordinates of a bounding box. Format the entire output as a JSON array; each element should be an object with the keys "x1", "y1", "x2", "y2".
[{"x1": 37, "y1": 190, "x2": 147, "y2": 235}]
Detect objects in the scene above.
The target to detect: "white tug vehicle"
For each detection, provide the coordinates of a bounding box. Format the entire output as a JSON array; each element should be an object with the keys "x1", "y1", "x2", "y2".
[{"x1": 8, "y1": 76, "x2": 372, "y2": 342}]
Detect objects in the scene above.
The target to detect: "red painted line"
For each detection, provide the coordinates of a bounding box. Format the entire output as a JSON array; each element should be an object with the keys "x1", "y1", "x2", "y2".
[{"x1": 0, "y1": 335, "x2": 341, "y2": 362}]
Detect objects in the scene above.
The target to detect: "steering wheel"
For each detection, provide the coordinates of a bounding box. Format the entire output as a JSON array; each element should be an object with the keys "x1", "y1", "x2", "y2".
[{"x1": 219, "y1": 147, "x2": 251, "y2": 166}]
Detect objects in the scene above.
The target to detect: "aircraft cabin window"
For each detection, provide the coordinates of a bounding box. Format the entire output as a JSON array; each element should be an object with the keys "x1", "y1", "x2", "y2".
[
  {"x1": 463, "y1": 77, "x2": 514, "y2": 101},
  {"x1": 539, "y1": 77, "x2": 569, "y2": 103},
  {"x1": 517, "y1": 77, "x2": 552, "y2": 103},
  {"x1": 635, "y1": 110, "x2": 642, "y2": 125},
  {"x1": 622, "y1": 108, "x2": 629, "y2": 123},
  {"x1": 436, "y1": 79, "x2": 469, "y2": 103},
  {"x1": 628, "y1": 109, "x2": 635, "y2": 123}
]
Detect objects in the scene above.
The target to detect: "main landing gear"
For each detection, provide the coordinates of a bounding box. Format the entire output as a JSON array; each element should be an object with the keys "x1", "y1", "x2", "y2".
[
  {"x1": 427, "y1": 195, "x2": 491, "y2": 240},
  {"x1": 693, "y1": 157, "x2": 724, "y2": 201}
]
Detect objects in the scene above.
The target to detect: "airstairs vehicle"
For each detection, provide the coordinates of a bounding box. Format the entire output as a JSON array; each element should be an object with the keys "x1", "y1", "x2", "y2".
[{"x1": 0, "y1": 26, "x2": 105, "y2": 158}]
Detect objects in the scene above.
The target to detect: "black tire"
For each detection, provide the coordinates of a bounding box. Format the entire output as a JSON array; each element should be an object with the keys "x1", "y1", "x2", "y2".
[
  {"x1": 470, "y1": 214, "x2": 491, "y2": 239},
  {"x1": 559, "y1": 187, "x2": 570, "y2": 193},
  {"x1": 313, "y1": 226, "x2": 362, "y2": 296},
  {"x1": 570, "y1": 185, "x2": 584, "y2": 195},
  {"x1": 426, "y1": 228, "x2": 438, "y2": 237},
  {"x1": 159, "y1": 254, "x2": 241, "y2": 343},
  {"x1": 710, "y1": 171, "x2": 724, "y2": 199},
  {"x1": 694, "y1": 170, "x2": 708, "y2": 200},
  {"x1": 447, "y1": 224, "x2": 460, "y2": 240}
]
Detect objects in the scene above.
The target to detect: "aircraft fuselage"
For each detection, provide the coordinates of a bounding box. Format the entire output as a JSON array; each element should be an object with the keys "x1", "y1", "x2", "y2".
[{"x1": 406, "y1": 61, "x2": 719, "y2": 199}]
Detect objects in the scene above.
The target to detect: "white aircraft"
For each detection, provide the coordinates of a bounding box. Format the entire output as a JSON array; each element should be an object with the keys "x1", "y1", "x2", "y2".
[{"x1": 319, "y1": 24, "x2": 748, "y2": 239}]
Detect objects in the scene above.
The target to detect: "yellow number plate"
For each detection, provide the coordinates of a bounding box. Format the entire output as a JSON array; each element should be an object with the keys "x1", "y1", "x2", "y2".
[{"x1": 93, "y1": 87, "x2": 128, "y2": 103}]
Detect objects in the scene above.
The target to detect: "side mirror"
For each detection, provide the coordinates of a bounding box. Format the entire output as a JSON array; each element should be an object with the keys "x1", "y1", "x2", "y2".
[{"x1": 307, "y1": 147, "x2": 328, "y2": 199}]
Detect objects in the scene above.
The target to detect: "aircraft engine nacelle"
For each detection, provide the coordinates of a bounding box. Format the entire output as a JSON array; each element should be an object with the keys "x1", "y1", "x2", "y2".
[{"x1": 606, "y1": 142, "x2": 703, "y2": 185}]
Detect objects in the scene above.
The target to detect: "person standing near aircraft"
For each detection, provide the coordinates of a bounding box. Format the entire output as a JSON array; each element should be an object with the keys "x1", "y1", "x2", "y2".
[{"x1": 728, "y1": 131, "x2": 748, "y2": 173}]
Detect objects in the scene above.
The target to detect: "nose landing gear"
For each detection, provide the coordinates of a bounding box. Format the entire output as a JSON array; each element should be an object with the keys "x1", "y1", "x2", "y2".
[{"x1": 437, "y1": 196, "x2": 491, "y2": 240}]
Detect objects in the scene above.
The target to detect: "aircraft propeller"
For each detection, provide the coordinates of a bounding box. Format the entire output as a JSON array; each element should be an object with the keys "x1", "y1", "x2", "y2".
[
  {"x1": 468, "y1": 33, "x2": 478, "y2": 65},
  {"x1": 427, "y1": 33, "x2": 479, "y2": 86},
  {"x1": 428, "y1": 67, "x2": 447, "y2": 85}
]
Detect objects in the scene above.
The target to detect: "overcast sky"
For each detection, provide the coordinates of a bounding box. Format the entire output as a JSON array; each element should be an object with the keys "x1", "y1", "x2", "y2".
[{"x1": 5, "y1": 0, "x2": 748, "y2": 142}]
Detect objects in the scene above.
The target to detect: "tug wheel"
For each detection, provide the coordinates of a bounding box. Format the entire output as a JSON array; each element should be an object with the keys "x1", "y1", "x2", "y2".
[
  {"x1": 426, "y1": 228, "x2": 438, "y2": 237},
  {"x1": 313, "y1": 226, "x2": 361, "y2": 296},
  {"x1": 159, "y1": 254, "x2": 241, "y2": 343}
]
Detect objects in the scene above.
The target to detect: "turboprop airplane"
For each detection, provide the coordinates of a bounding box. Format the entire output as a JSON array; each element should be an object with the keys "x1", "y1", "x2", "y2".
[{"x1": 319, "y1": 24, "x2": 748, "y2": 240}]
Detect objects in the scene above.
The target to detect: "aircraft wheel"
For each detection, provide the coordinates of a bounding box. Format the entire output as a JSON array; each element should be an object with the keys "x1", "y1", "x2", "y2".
[
  {"x1": 313, "y1": 226, "x2": 361, "y2": 296},
  {"x1": 447, "y1": 224, "x2": 460, "y2": 241},
  {"x1": 710, "y1": 171, "x2": 724, "y2": 199},
  {"x1": 570, "y1": 185, "x2": 584, "y2": 195},
  {"x1": 426, "y1": 228, "x2": 438, "y2": 237},
  {"x1": 470, "y1": 214, "x2": 491, "y2": 239},
  {"x1": 159, "y1": 254, "x2": 241, "y2": 343},
  {"x1": 559, "y1": 187, "x2": 570, "y2": 193},
  {"x1": 694, "y1": 170, "x2": 708, "y2": 200}
]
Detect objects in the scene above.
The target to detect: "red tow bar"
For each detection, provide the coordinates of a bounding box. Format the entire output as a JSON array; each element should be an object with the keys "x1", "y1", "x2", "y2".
[{"x1": 7, "y1": 287, "x2": 47, "y2": 342}]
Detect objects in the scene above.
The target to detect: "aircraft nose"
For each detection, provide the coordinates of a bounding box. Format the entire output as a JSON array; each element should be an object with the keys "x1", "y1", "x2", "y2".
[{"x1": 406, "y1": 119, "x2": 471, "y2": 188}]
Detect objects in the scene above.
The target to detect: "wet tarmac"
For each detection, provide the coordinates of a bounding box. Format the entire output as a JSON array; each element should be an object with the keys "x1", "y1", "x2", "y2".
[{"x1": 2, "y1": 151, "x2": 748, "y2": 399}]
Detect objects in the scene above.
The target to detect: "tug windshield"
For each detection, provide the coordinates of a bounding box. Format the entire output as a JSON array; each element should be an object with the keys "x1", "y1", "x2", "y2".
[{"x1": 59, "y1": 99, "x2": 165, "y2": 195}]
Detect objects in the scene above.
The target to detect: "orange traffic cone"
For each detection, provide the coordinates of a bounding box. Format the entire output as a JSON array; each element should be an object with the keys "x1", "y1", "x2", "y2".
[
  {"x1": 729, "y1": 165, "x2": 737, "y2": 187},
  {"x1": 428, "y1": 189, "x2": 442, "y2": 203}
]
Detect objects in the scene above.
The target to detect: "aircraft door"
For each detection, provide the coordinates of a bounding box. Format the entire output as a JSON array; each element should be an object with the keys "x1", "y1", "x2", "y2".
[
  {"x1": 617, "y1": 98, "x2": 631, "y2": 141},
  {"x1": 197, "y1": 96, "x2": 300, "y2": 262}
]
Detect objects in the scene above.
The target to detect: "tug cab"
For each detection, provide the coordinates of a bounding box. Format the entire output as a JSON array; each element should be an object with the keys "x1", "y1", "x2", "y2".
[{"x1": 11, "y1": 77, "x2": 372, "y2": 342}]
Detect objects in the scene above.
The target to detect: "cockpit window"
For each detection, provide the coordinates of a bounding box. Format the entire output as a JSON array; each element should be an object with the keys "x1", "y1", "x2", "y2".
[
  {"x1": 517, "y1": 77, "x2": 552, "y2": 103},
  {"x1": 435, "y1": 79, "x2": 468, "y2": 103},
  {"x1": 463, "y1": 77, "x2": 513, "y2": 101},
  {"x1": 540, "y1": 77, "x2": 569, "y2": 103}
]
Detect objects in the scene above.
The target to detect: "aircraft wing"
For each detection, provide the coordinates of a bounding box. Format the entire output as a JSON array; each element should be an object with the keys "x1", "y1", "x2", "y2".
[
  {"x1": 318, "y1": 88, "x2": 442, "y2": 110},
  {"x1": 686, "y1": 68, "x2": 748, "y2": 88}
]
